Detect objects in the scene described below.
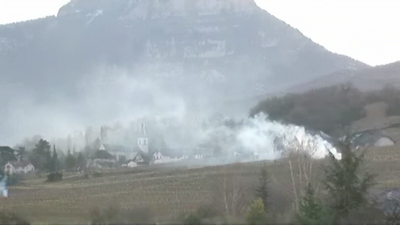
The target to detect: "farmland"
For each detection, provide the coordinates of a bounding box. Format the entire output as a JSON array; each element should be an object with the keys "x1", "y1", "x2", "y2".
[{"x1": 1, "y1": 146, "x2": 400, "y2": 224}]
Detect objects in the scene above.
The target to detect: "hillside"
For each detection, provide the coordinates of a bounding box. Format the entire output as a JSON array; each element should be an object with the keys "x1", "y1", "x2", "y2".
[{"x1": 288, "y1": 61, "x2": 400, "y2": 93}]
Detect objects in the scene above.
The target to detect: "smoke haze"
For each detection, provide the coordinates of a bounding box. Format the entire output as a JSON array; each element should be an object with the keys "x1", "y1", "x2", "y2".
[{"x1": 1, "y1": 65, "x2": 340, "y2": 161}]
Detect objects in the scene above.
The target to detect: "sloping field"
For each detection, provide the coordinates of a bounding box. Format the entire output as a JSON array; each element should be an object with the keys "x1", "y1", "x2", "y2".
[{"x1": 1, "y1": 147, "x2": 400, "y2": 224}]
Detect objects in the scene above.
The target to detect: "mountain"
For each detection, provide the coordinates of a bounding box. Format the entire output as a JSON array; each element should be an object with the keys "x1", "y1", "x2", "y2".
[
  {"x1": 0, "y1": 0, "x2": 368, "y2": 143},
  {"x1": 288, "y1": 61, "x2": 400, "y2": 93}
]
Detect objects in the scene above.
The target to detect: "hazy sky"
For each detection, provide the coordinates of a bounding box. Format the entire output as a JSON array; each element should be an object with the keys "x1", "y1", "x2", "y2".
[{"x1": 0, "y1": 0, "x2": 399, "y2": 66}]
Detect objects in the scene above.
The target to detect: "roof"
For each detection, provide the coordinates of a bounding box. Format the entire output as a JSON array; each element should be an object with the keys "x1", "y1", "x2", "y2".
[
  {"x1": 0, "y1": 146, "x2": 15, "y2": 151},
  {"x1": 351, "y1": 130, "x2": 395, "y2": 146},
  {"x1": 132, "y1": 152, "x2": 144, "y2": 162},
  {"x1": 90, "y1": 150, "x2": 115, "y2": 159},
  {"x1": 7, "y1": 161, "x2": 32, "y2": 168},
  {"x1": 102, "y1": 144, "x2": 132, "y2": 153}
]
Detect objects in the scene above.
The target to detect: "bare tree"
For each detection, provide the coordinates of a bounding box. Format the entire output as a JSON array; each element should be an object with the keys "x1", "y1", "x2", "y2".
[
  {"x1": 286, "y1": 136, "x2": 322, "y2": 212},
  {"x1": 212, "y1": 163, "x2": 253, "y2": 218}
]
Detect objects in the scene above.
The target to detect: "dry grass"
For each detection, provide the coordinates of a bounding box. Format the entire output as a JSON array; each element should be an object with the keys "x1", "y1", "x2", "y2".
[{"x1": 1, "y1": 148, "x2": 400, "y2": 224}]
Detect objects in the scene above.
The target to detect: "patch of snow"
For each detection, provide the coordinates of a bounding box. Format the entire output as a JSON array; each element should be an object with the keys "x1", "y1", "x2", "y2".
[
  {"x1": 183, "y1": 39, "x2": 230, "y2": 59},
  {"x1": 145, "y1": 39, "x2": 177, "y2": 59},
  {"x1": 198, "y1": 40, "x2": 227, "y2": 58},
  {"x1": 262, "y1": 40, "x2": 277, "y2": 48},
  {"x1": 195, "y1": 26, "x2": 220, "y2": 33},
  {"x1": 199, "y1": 70, "x2": 226, "y2": 83},
  {"x1": 86, "y1": 9, "x2": 103, "y2": 24}
]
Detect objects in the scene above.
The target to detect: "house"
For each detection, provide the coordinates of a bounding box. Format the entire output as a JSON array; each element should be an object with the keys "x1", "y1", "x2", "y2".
[
  {"x1": 131, "y1": 151, "x2": 147, "y2": 165},
  {"x1": 98, "y1": 144, "x2": 135, "y2": 161},
  {"x1": 350, "y1": 102, "x2": 400, "y2": 147},
  {"x1": 87, "y1": 149, "x2": 116, "y2": 168},
  {"x1": 151, "y1": 150, "x2": 185, "y2": 164},
  {"x1": 351, "y1": 131, "x2": 395, "y2": 148},
  {"x1": 153, "y1": 151, "x2": 163, "y2": 160},
  {"x1": 4, "y1": 161, "x2": 35, "y2": 175}
]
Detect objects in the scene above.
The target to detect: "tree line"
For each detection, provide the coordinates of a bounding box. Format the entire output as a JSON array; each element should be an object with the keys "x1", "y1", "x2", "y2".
[
  {"x1": 250, "y1": 84, "x2": 400, "y2": 137},
  {"x1": 0, "y1": 139, "x2": 87, "y2": 175}
]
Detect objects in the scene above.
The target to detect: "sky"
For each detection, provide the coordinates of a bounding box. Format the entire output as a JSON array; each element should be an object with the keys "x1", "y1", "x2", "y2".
[{"x1": 0, "y1": 0, "x2": 399, "y2": 66}]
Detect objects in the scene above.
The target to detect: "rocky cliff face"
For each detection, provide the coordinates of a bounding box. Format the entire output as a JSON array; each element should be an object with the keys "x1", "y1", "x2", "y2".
[
  {"x1": 0, "y1": 0, "x2": 369, "y2": 143},
  {"x1": 0, "y1": 0, "x2": 367, "y2": 98},
  {"x1": 58, "y1": 0, "x2": 258, "y2": 18}
]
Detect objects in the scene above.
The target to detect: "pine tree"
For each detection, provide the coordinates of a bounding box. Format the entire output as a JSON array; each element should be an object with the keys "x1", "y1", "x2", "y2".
[
  {"x1": 52, "y1": 145, "x2": 59, "y2": 172},
  {"x1": 255, "y1": 163, "x2": 270, "y2": 212},
  {"x1": 16, "y1": 146, "x2": 26, "y2": 161},
  {"x1": 30, "y1": 139, "x2": 51, "y2": 172},
  {"x1": 296, "y1": 183, "x2": 330, "y2": 225},
  {"x1": 323, "y1": 137, "x2": 375, "y2": 224},
  {"x1": 65, "y1": 150, "x2": 77, "y2": 172},
  {"x1": 76, "y1": 153, "x2": 86, "y2": 171}
]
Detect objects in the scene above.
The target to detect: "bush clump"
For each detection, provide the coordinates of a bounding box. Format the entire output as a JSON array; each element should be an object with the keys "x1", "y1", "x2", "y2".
[
  {"x1": 245, "y1": 198, "x2": 268, "y2": 225},
  {"x1": 182, "y1": 214, "x2": 203, "y2": 225},
  {"x1": 46, "y1": 172, "x2": 63, "y2": 182}
]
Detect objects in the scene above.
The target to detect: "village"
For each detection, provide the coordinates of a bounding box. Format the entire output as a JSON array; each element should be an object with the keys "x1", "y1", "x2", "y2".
[
  {"x1": 0, "y1": 122, "x2": 264, "y2": 190},
  {"x1": 3, "y1": 102, "x2": 400, "y2": 178}
]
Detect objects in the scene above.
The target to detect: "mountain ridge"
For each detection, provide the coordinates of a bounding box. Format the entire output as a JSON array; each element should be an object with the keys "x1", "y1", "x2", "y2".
[{"x1": 287, "y1": 61, "x2": 400, "y2": 94}]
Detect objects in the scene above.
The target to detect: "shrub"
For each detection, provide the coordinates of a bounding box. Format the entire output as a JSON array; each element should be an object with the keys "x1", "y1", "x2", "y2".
[
  {"x1": 245, "y1": 198, "x2": 267, "y2": 225},
  {"x1": 182, "y1": 214, "x2": 203, "y2": 225},
  {"x1": 295, "y1": 183, "x2": 333, "y2": 225},
  {"x1": 46, "y1": 172, "x2": 63, "y2": 182},
  {"x1": 0, "y1": 211, "x2": 30, "y2": 225},
  {"x1": 196, "y1": 204, "x2": 219, "y2": 219}
]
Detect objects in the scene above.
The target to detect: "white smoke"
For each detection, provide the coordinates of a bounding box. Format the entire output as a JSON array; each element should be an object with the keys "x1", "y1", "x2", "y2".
[
  {"x1": 197, "y1": 113, "x2": 342, "y2": 162},
  {"x1": 5, "y1": 64, "x2": 341, "y2": 162}
]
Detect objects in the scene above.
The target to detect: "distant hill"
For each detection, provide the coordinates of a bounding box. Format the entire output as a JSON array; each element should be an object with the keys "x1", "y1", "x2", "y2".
[{"x1": 288, "y1": 61, "x2": 400, "y2": 94}]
